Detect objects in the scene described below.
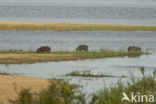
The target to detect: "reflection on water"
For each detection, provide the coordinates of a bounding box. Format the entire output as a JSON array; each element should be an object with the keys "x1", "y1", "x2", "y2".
[{"x1": 0, "y1": 53, "x2": 156, "y2": 93}]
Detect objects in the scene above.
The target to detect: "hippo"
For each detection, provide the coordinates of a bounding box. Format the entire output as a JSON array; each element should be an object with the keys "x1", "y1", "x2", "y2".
[
  {"x1": 19, "y1": 49, "x2": 23, "y2": 53},
  {"x1": 76, "y1": 45, "x2": 88, "y2": 51},
  {"x1": 36, "y1": 46, "x2": 51, "y2": 53},
  {"x1": 128, "y1": 46, "x2": 141, "y2": 52}
]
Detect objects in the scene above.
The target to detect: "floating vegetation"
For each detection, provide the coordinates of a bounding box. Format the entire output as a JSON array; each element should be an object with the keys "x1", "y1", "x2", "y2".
[{"x1": 66, "y1": 70, "x2": 127, "y2": 78}]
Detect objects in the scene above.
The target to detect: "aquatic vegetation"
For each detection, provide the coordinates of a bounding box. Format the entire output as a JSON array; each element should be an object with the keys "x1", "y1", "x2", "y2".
[
  {"x1": 89, "y1": 68, "x2": 156, "y2": 104},
  {"x1": 66, "y1": 70, "x2": 127, "y2": 78},
  {"x1": 1, "y1": 21, "x2": 156, "y2": 31},
  {"x1": 90, "y1": 77, "x2": 156, "y2": 104},
  {"x1": 140, "y1": 66, "x2": 145, "y2": 77}
]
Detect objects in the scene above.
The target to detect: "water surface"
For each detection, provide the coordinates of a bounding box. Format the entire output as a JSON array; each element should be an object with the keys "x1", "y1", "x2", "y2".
[
  {"x1": 1, "y1": 31, "x2": 156, "y2": 52},
  {"x1": 0, "y1": 53, "x2": 156, "y2": 93},
  {"x1": 0, "y1": 30, "x2": 156, "y2": 93},
  {"x1": 0, "y1": 0, "x2": 156, "y2": 25}
]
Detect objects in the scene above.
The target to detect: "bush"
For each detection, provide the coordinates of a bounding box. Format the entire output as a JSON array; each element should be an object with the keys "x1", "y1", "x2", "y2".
[
  {"x1": 11, "y1": 81, "x2": 85, "y2": 104},
  {"x1": 89, "y1": 76, "x2": 156, "y2": 104}
]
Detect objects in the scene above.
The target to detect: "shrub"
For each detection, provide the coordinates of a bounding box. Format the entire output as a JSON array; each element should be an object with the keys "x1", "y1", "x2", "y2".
[{"x1": 11, "y1": 81, "x2": 85, "y2": 104}]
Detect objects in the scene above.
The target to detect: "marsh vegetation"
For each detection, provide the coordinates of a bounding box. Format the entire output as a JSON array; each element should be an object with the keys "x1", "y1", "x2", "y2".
[{"x1": 66, "y1": 70, "x2": 127, "y2": 78}]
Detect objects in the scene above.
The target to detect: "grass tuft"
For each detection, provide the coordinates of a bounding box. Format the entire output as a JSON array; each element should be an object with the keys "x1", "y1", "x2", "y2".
[{"x1": 66, "y1": 70, "x2": 127, "y2": 78}]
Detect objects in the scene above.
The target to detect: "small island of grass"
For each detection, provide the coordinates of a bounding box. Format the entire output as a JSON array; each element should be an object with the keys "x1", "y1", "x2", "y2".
[
  {"x1": 0, "y1": 50, "x2": 146, "y2": 64},
  {"x1": 66, "y1": 70, "x2": 127, "y2": 78}
]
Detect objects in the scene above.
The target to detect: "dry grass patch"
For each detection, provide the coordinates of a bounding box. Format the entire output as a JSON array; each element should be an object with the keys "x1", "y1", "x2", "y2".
[{"x1": 0, "y1": 21, "x2": 156, "y2": 31}]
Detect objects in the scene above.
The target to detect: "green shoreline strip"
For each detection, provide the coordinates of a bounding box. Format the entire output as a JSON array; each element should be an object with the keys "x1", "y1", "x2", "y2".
[
  {"x1": 0, "y1": 21, "x2": 156, "y2": 31},
  {"x1": 0, "y1": 51, "x2": 146, "y2": 64}
]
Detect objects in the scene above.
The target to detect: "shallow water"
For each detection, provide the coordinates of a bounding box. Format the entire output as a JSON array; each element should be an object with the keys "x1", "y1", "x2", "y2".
[
  {"x1": 0, "y1": 0, "x2": 156, "y2": 25},
  {"x1": 0, "y1": 53, "x2": 156, "y2": 93},
  {"x1": 1, "y1": 31, "x2": 156, "y2": 52},
  {"x1": 1, "y1": 31, "x2": 156, "y2": 93}
]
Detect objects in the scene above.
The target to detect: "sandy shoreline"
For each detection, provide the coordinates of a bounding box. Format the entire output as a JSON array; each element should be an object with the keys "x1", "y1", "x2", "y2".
[
  {"x1": 0, "y1": 53, "x2": 74, "y2": 64},
  {"x1": 0, "y1": 75, "x2": 49, "y2": 104},
  {"x1": 0, "y1": 21, "x2": 156, "y2": 31}
]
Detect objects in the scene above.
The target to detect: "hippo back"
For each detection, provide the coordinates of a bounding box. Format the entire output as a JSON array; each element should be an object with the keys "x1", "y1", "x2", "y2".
[
  {"x1": 37, "y1": 46, "x2": 51, "y2": 53},
  {"x1": 128, "y1": 46, "x2": 141, "y2": 52},
  {"x1": 76, "y1": 45, "x2": 88, "y2": 51}
]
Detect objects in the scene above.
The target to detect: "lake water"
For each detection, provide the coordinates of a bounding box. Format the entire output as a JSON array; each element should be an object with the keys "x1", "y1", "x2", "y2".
[
  {"x1": 0, "y1": 31, "x2": 156, "y2": 93},
  {"x1": 0, "y1": 0, "x2": 156, "y2": 25},
  {"x1": 0, "y1": 0, "x2": 156, "y2": 94},
  {"x1": 0, "y1": 53, "x2": 156, "y2": 93},
  {"x1": 1, "y1": 31, "x2": 156, "y2": 52}
]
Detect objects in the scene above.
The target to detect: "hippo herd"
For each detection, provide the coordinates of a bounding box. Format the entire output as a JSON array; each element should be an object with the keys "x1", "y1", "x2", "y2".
[
  {"x1": 36, "y1": 45, "x2": 88, "y2": 53},
  {"x1": 7, "y1": 45, "x2": 141, "y2": 53},
  {"x1": 36, "y1": 45, "x2": 141, "y2": 53}
]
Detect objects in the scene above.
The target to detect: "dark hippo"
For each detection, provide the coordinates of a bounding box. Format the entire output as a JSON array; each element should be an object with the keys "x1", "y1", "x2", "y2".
[
  {"x1": 37, "y1": 46, "x2": 51, "y2": 53},
  {"x1": 76, "y1": 45, "x2": 88, "y2": 51},
  {"x1": 128, "y1": 46, "x2": 141, "y2": 52}
]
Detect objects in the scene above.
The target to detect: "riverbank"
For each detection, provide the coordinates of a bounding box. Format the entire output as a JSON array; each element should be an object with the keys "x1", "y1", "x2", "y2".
[
  {"x1": 0, "y1": 51, "x2": 145, "y2": 64},
  {"x1": 3, "y1": 72, "x2": 156, "y2": 104},
  {"x1": 0, "y1": 75, "x2": 50, "y2": 104},
  {"x1": 0, "y1": 21, "x2": 156, "y2": 31}
]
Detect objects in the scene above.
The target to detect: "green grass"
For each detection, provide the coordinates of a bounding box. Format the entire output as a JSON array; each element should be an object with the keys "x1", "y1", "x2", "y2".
[
  {"x1": 0, "y1": 21, "x2": 156, "y2": 31},
  {"x1": 89, "y1": 68, "x2": 156, "y2": 104},
  {"x1": 0, "y1": 50, "x2": 146, "y2": 64},
  {"x1": 66, "y1": 70, "x2": 127, "y2": 78},
  {"x1": 90, "y1": 77, "x2": 156, "y2": 104},
  {"x1": 10, "y1": 81, "x2": 86, "y2": 104}
]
